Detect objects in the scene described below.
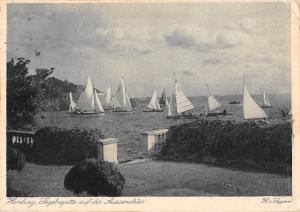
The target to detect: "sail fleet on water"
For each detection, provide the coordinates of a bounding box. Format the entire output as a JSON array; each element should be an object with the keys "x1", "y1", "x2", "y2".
[{"x1": 69, "y1": 74, "x2": 276, "y2": 120}]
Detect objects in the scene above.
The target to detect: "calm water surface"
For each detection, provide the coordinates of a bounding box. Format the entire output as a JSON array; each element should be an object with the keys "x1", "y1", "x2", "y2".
[{"x1": 35, "y1": 94, "x2": 291, "y2": 161}]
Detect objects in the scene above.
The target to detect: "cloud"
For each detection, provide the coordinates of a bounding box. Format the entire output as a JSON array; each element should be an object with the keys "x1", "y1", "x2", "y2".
[
  {"x1": 223, "y1": 17, "x2": 256, "y2": 34},
  {"x1": 216, "y1": 33, "x2": 238, "y2": 48},
  {"x1": 240, "y1": 18, "x2": 256, "y2": 33},
  {"x1": 163, "y1": 25, "x2": 239, "y2": 53},
  {"x1": 94, "y1": 26, "x2": 153, "y2": 56},
  {"x1": 182, "y1": 70, "x2": 194, "y2": 76},
  {"x1": 7, "y1": 3, "x2": 291, "y2": 96},
  {"x1": 202, "y1": 58, "x2": 222, "y2": 65}
]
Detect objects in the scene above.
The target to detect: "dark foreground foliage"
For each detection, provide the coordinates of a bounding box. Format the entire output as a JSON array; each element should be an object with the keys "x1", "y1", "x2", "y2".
[
  {"x1": 7, "y1": 57, "x2": 83, "y2": 130},
  {"x1": 64, "y1": 159, "x2": 125, "y2": 196},
  {"x1": 7, "y1": 147, "x2": 26, "y2": 171},
  {"x1": 33, "y1": 127, "x2": 104, "y2": 165},
  {"x1": 162, "y1": 119, "x2": 292, "y2": 175}
]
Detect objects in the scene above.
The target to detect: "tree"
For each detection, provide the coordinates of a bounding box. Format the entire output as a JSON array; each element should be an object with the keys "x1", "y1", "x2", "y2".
[
  {"x1": 7, "y1": 58, "x2": 37, "y2": 129},
  {"x1": 6, "y1": 58, "x2": 54, "y2": 129}
]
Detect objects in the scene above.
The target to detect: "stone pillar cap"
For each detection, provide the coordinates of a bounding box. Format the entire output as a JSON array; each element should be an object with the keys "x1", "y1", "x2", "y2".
[
  {"x1": 97, "y1": 138, "x2": 119, "y2": 144},
  {"x1": 141, "y1": 129, "x2": 168, "y2": 135}
]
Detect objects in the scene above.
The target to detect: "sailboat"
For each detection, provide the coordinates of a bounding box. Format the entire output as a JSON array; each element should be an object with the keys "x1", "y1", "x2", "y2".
[
  {"x1": 206, "y1": 87, "x2": 227, "y2": 116},
  {"x1": 73, "y1": 76, "x2": 104, "y2": 115},
  {"x1": 167, "y1": 74, "x2": 194, "y2": 118},
  {"x1": 112, "y1": 78, "x2": 133, "y2": 112},
  {"x1": 243, "y1": 78, "x2": 268, "y2": 120},
  {"x1": 69, "y1": 92, "x2": 77, "y2": 113},
  {"x1": 165, "y1": 96, "x2": 169, "y2": 106},
  {"x1": 159, "y1": 88, "x2": 167, "y2": 107},
  {"x1": 101, "y1": 87, "x2": 112, "y2": 110},
  {"x1": 143, "y1": 90, "x2": 163, "y2": 112},
  {"x1": 260, "y1": 91, "x2": 272, "y2": 108}
]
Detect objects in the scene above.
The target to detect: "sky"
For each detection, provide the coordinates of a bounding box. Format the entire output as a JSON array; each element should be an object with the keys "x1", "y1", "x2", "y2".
[{"x1": 7, "y1": 3, "x2": 291, "y2": 97}]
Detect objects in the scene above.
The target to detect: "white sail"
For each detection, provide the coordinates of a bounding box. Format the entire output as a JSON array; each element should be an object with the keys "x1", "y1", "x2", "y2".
[
  {"x1": 263, "y1": 92, "x2": 271, "y2": 106},
  {"x1": 125, "y1": 88, "x2": 132, "y2": 110},
  {"x1": 76, "y1": 76, "x2": 95, "y2": 111},
  {"x1": 113, "y1": 78, "x2": 132, "y2": 110},
  {"x1": 69, "y1": 92, "x2": 77, "y2": 112},
  {"x1": 168, "y1": 94, "x2": 176, "y2": 116},
  {"x1": 167, "y1": 101, "x2": 171, "y2": 116},
  {"x1": 94, "y1": 90, "x2": 104, "y2": 112},
  {"x1": 243, "y1": 85, "x2": 268, "y2": 119},
  {"x1": 175, "y1": 82, "x2": 194, "y2": 114},
  {"x1": 101, "y1": 87, "x2": 112, "y2": 109},
  {"x1": 165, "y1": 96, "x2": 169, "y2": 106},
  {"x1": 147, "y1": 90, "x2": 161, "y2": 110},
  {"x1": 208, "y1": 94, "x2": 222, "y2": 111},
  {"x1": 105, "y1": 87, "x2": 112, "y2": 106}
]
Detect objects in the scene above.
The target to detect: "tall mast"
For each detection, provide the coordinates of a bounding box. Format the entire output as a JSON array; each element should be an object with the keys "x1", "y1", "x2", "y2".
[
  {"x1": 206, "y1": 84, "x2": 210, "y2": 95},
  {"x1": 242, "y1": 73, "x2": 245, "y2": 96},
  {"x1": 173, "y1": 72, "x2": 177, "y2": 114},
  {"x1": 93, "y1": 80, "x2": 96, "y2": 111}
]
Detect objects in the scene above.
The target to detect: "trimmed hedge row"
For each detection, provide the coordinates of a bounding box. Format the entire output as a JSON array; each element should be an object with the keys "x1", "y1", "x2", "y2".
[
  {"x1": 32, "y1": 127, "x2": 104, "y2": 165},
  {"x1": 64, "y1": 159, "x2": 125, "y2": 196},
  {"x1": 162, "y1": 119, "x2": 292, "y2": 175}
]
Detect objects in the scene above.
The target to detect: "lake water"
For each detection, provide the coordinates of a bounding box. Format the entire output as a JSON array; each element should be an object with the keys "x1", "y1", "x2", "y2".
[{"x1": 35, "y1": 94, "x2": 291, "y2": 161}]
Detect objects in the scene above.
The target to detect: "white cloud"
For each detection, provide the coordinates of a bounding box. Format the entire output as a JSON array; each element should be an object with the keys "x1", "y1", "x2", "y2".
[{"x1": 7, "y1": 3, "x2": 291, "y2": 96}]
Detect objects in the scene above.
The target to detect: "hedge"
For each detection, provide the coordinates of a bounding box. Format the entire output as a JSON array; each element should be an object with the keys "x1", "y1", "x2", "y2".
[
  {"x1": 7, "y1": 147, "x2": 26, "y2": 171},
  {"x1": 162, "y1": 119, "x2": 292, "y2": 175},
  {"x1": 33, "y1": 127, "x2": 104, "y2": 165},
  {"x1": 64, "y1": 159, "x2": 125, "y2": 196}
]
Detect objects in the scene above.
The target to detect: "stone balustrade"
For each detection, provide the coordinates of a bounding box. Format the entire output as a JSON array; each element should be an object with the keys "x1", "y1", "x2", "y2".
[
  {"x1": 7, "y1": 130, "x2": 35, "y2": 147},
  {"x1": 141, "y1": 129, "x2": 168, "y2": 155}
]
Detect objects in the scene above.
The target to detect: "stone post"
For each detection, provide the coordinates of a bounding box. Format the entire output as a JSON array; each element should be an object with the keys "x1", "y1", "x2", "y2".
[
  {"x1": 96, "y1": 138, "x2": 119, "y2": 163},
  {"x1": 141, "y1": 129, "x2": 169, "y2": 155}
]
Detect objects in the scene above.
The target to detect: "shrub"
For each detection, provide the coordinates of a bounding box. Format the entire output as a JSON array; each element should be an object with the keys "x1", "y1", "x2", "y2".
[
  {"x1": 7, "y1": 147, "x2": 26, "y2": 171},
  {"x1": 162, "y1": 119, "x2": 292, "y2": 175},
  {"x1": 64, "y1": 159, "x2": 125, "y2": 196},
  {"x1": 34, "y1": 127, "x2": 104, "y2": 165}
]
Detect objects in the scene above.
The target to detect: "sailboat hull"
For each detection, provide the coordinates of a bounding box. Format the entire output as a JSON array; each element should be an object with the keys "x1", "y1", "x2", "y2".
[
  {"x1": 260, "y1": 105, "x2": 272, "y2": 108},
  {"x1": 206, "y1": 112, "x2": 231, "y2": 117},
  {"x1": 112, "y1": 108, "x2": 133, "y2": 113},
  {"x1": 167, "y1": 114, "x2": 198, "y2": 119},
  {"x1": 143, "y1": 109, "x2": 163, "y2": 112},
  {"x1": 70, "y1": 111, "x2": 104, "y2": 116}
]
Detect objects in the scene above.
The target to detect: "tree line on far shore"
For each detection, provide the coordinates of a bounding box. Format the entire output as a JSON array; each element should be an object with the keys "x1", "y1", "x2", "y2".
[{"x1": 7, "y1": 57, "x2": 83, "y2": 129}]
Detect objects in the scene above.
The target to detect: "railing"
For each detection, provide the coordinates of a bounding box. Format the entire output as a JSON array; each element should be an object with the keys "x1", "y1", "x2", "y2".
[
  {"x1": 141, "y1": 129, "x2": 168, "y2": 155},
  {"x1": 7, "y1": 130, "x2": 35, "y2": 147},
  {"x1": 7, "y1": 130, "x2": 119, "y2": 163}
]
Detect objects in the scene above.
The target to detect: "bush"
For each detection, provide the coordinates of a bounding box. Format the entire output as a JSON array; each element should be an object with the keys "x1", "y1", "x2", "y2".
[
  {"x1": 64, "y1": 159, "x2": 125, "y2": 196},
  {"x1": 162, "y1": 119, "x2": 292, "y2": 175},
  {"x1": 7, "y1": 147, "x2": 26, "y2": 171},
  {"x1": 33, "y1": 127, "x2": 104, "y2": 165}
]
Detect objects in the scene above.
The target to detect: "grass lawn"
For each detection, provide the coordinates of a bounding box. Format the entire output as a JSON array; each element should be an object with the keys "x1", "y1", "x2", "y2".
[{"x1": 7, "y1": 159, "x2": 291, "y2": 196}]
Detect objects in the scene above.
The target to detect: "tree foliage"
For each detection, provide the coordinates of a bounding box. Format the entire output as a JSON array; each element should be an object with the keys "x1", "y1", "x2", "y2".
[
  {"x1": 7, "y1": 57, "x2": 83, "y2": 129},
  {"x1": 7, "y1": 58, "x2": 37, "y2": 129}
]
